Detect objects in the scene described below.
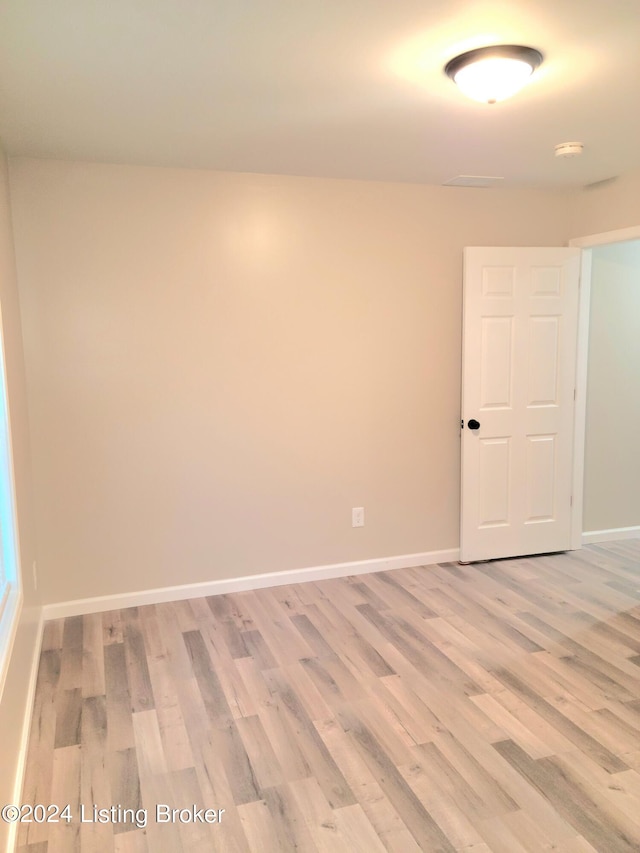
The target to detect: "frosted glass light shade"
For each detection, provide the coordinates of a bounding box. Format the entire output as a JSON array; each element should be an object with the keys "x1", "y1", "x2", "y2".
[{"x1": 445, "y1": 46, "x2": 543, "y2": 104}]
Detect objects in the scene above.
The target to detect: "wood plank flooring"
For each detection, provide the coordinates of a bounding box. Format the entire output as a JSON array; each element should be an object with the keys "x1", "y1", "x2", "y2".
[{"x1": 16, "y1": 540, "x2": 640, "y2": 852}]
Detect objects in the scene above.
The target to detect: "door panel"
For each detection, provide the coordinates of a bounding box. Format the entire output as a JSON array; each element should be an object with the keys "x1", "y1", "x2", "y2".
[
  {"x1": 528, "y1": 316, "x2": 559, "y2": 405},
  {"x1": 525, "y1": 434, "x2": 556, "y2": 522},
  {"x1": 460, "y1": 247, "x2": 581, "y2": 562},
  {"x1": 481, "y1": 317, "x2": 513, "y2": 407},
  {"x1": 478, "y1": 438, "x2": 510, "y2": 527}
]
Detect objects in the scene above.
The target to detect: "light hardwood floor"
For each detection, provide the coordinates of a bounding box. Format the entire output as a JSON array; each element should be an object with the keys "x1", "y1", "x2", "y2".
[{"x1": 16, "y1": 540, "x2": 640, "y2": 852}]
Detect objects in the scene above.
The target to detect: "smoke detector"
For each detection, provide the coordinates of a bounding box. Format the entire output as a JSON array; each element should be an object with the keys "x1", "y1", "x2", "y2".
[{"x1": 555, "y1": 142, "x2": 584, "y2": 158}]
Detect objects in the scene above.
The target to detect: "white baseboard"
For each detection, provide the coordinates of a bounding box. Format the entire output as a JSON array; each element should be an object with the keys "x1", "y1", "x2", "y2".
[
  {"x1": 41, "y1": 548, "x2": 460, "y2": 621},
  {"x1": 582, "y1": 526, "x2": 640, "y2": 545},
  {"x1": 8, "y1": 608, "x2": 44, "y2": 853}
]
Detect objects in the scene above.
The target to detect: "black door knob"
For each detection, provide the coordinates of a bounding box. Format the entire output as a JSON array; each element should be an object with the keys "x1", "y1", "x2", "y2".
[{"x1": 468, "y1": 419, "x2": 481, "y2": 430}]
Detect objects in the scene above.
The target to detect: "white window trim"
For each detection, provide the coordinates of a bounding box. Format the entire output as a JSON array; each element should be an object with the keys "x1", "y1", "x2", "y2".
[
  {"x1": 0, "y1": 300, "x2": 23, "y2": 701},
  {"x1": 0, "y1": 583, "x2": 22, "y2": 699}
]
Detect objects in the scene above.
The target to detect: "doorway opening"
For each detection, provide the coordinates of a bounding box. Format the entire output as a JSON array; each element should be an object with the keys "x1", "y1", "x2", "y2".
[{"x1": 571, "y1": 225, "x2": 640, "y2": 548}]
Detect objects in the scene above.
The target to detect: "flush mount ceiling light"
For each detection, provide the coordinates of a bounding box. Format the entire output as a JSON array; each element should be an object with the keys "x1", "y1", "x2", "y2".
[{"x1": 445, "y1": 45, "x2": 543, "y2": 104}]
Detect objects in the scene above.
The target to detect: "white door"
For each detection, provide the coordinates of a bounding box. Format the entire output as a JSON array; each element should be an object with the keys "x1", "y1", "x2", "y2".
[{"x1": 460, "y1": 247, "x2": 581, "y2": 562}]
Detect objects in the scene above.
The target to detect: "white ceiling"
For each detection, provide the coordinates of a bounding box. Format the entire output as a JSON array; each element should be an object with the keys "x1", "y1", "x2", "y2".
[{"x1": 1, "y1": 0, "x2": 639, "y2": 187}]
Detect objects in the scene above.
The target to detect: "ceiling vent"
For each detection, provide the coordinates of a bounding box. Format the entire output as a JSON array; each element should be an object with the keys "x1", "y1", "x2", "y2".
[{"x1": 443, "y1": 175, "x2": 504, "y2": 188}]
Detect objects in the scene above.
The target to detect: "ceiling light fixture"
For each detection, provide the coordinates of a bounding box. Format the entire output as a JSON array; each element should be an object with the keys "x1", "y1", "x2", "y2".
[{"x1": 445, "y1": 45, "x2": 543, "y2": 104}]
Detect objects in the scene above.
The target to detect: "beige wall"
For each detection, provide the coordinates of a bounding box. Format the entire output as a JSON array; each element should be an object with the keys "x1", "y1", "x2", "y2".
[
  {"x1": 3, "y1": 153, "x2": 639, "y2": 849},
  {"x1": 0, "y1": 148, "x2": 40, "y2": 850},
  {"x1": 570, "y1": 167, "x2": 640, "y2": 238},
  {"x1": 583, "y1": 240, "x2": 640, "y2": 532},
  {"x1": 9, "y1": 158, "x2": 573, "y2": 605}
]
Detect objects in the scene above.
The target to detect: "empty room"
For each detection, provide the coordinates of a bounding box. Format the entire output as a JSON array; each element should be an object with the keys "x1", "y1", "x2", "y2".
[{"x1": 1, "y1": 1, "x2": 640, "y2": 852}]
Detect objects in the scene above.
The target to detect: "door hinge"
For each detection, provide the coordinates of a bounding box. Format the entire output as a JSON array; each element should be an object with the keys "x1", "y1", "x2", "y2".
[{"x1": 570, "y1": 495, "x2": 573, "y2": 507}]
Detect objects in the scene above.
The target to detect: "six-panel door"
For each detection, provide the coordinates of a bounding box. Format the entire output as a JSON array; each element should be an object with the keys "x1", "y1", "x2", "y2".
[{"x1": 460, "y1": 247, "x2": 581, "y2": 562}]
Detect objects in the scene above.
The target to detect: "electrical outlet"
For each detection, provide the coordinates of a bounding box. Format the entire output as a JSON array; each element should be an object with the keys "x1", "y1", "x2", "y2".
[
  {"x1": 352, "y1": 507, "x2": 365, "y2": 528},
  {"x1": 32, "y1": 560, "x2": 38, "y2": 591}
]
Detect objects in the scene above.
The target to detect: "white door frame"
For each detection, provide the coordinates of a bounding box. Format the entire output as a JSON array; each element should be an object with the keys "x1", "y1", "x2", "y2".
[{"x1": 569, "y1": 224, "x2": 640, "y2": 549}]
